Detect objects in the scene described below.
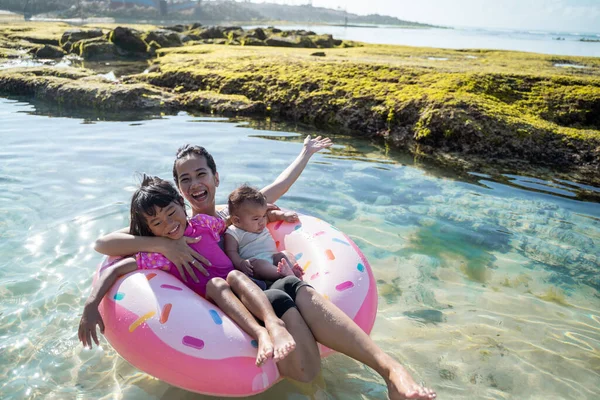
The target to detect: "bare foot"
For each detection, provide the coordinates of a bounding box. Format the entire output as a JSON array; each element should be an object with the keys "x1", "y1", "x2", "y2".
[
  {"x1": 255, "y1": 328, "x2": 274, "y2": 366},
  {"x1": 265, "y1": 319, "x2": 296, "y2": 363},
  {"x1": 277, "y1": 259, "x2": 295, "y2": 277},
  {"x1": 386, "y1": 364, "x2": 436, "y2": 400},
  {"x1": 282, "y1": 211, "x2": 299, "y2": 223},
  {"x1": 291, "y1": 262, "x2": 304, "y2": 278}
]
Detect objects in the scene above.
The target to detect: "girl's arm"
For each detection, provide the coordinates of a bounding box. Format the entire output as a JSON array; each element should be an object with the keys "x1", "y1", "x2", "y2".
[
  {"x1": 94, "y1": 229, "x2": 210, "y2": 281},
  {"x1": 224, "y1": 233, "x2": 254, "y2": 277},
  {"x1": 261, "y1": 135, "x2": 332, "y2": 204},
  {"x1": 78, "y1": 257, "x2": 138, "y2": 348}
]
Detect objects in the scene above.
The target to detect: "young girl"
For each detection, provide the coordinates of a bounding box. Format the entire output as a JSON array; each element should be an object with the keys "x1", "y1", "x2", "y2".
[
  {"x1": 225, "y1": 185, "x2": 304, "y2": 281},
  {"x1": 78, "y1": 175, "x2": 296, "y2": 366}
]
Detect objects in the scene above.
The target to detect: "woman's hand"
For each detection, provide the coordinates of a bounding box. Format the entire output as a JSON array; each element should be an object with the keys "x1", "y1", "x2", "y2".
[
  {"x1": 78, "y1": 304, "x2": 105, "y2": 349},
  {"x1": 303, "y1": 135, "x2": 332, "y2": 156},
  {"x1": 282, "y1": 211, "x2": 299, "y2": 223},
  {"x1": 161, "y1": 236, "x2": 211, "y2": 283}
]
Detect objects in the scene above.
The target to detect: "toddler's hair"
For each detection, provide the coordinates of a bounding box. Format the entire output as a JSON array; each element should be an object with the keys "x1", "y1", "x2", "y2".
[
  {"x1": 130, "y1": 175, "x2": 185, "y2": 237},
  {"x1": 173, "y1": 144, "x2": 217, "y2": 184},
  {"x1": 228, "y1": 185, "x2": 267, "y2": 216}
]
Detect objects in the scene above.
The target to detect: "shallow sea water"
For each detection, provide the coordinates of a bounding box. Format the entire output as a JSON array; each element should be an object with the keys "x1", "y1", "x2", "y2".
[{"x1": 0, "y1": 97, "x2": 599, "y2": 399}]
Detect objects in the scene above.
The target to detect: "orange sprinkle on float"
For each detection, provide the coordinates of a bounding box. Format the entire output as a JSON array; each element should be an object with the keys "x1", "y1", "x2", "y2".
[
  {"x1": 160, "y1": 303, "x2": 172, "y2": 324},
  {"x1": 325, "y1": 249, "x2": 335, "y2": 260},
  {"x1": 146, "y1": 273, "x2": 157, "y2": 281},
  {"x1": 129, "y1": 311, "x2": 156, "y2": 333}
]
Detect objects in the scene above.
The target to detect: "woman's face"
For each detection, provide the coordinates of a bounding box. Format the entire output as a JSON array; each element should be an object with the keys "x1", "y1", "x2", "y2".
[{"x1": 175, "y1": 155, "x2": 220, "y2": 216}]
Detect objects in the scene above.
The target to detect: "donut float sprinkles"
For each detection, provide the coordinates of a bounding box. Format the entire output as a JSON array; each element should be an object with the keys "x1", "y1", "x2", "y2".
[{"x1": 97, "y1": 213, "x2": 378, "y2": 396}]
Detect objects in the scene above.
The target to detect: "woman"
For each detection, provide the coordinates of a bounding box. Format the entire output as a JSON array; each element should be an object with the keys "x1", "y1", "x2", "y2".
[{"x1": 94, "y1": 136, "x2": 436, "y2": 400}]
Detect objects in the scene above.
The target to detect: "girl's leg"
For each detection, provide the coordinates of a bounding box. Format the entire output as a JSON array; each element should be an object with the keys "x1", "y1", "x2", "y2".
[
  {"x1": 275, "y1": 276, "x2": 437, "y2": 400},
  {"x1": 250, "y1": 258, "x2": 292, "y2": 281},
  {"x1": 225, "y1": 271, "x2": 296, "y2": 362},
  {"x1": 205, "y1": 277, "x2": 273, "y2": 366}
]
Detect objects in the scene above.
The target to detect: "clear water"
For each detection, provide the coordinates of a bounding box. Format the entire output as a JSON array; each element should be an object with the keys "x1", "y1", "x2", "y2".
[
  {"x1": 0, "y1": 97, "x2": 599, "y2": 399},
  {"x1": 245, "y1": 24, "x2": 600, "y2": 58}
]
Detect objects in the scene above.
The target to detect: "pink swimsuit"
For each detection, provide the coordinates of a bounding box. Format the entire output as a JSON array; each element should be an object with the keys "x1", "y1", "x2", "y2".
[{"x1": 136, "y1": 214, "x2": 234, "y2": 297}]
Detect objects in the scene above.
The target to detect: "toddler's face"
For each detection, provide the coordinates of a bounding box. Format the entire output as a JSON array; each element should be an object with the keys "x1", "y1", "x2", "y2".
[
  {"x1": 144, "y1": 202, "x2": 187, "y2": 240},
  {"x1": 234, "y1": 203, "x2": 268, "y2": 234}
]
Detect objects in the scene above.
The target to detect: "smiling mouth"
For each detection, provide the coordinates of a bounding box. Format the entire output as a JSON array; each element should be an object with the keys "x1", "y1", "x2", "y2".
[
  {"x1": 168, "y1": 224, "x2": 180, "y2": 235},
  {"x1": 191, "y1": 189, "x2": 208, "y2": 202}
]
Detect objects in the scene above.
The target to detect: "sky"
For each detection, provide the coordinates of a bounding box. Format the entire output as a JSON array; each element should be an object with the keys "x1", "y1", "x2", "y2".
[{"x1": 251, "y1": 0, "x2": 600, "y2": 33}]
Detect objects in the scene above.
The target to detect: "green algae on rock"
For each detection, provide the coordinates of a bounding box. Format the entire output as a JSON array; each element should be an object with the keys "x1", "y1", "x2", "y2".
[{"x1": 0, "y1": 21, "x2": 599, "y2": 183}]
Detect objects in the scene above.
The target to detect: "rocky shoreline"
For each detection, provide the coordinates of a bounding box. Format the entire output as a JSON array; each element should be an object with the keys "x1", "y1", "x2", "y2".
[{"x1": 1, "y1": 21, "x2": 599, "y2": 185}]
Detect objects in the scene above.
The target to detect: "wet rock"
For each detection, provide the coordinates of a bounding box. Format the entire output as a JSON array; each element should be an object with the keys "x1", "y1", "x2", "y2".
[
  {"x1": 313, "y1": 34, "x2": 335, "y2": 48},
  {"x1": 143, "y1": 29, "x2": 182, "y2": 48},
  {"x1": 109, "y1": 27, "x2": 148, "y2": 55},
  {"x1": 35, "y1": 44, "x2": 66, "y2": 59},
  {"x1": 179, "y1": 91, "x2": 265, "y2": 116},
  {"x1": 246, "y1": 28, "x2": 267, "y2": 41},
  {"x1": 0, "y1": 68, "x2": 178, "y2": 111},
  {"x1": 163, "y1": 24, "x2": 187, "y2": 33},
  {"x1": 265, "y1": 35, "x2": 315, "y2": 48},
  {"x1": 75, "y1": 37, "x2": 117, "y2": 61},
  {"x1": 60, "y1": 29, "x2": 103, "y2": 47},
  {"x1": 61, "y1": 41, "x2": 73, "y2": 53},
  {"x1": 189, "y1": 26, "x2": 225, "y2": 40},
  {"x1": 242, "y1": 37, "x2": 266, "y2": 47}
]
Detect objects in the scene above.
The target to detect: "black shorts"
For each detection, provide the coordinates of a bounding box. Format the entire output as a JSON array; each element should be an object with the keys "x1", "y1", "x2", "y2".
[{"x1": 263, "y1": 276, "x2": 313, "y2": 319}]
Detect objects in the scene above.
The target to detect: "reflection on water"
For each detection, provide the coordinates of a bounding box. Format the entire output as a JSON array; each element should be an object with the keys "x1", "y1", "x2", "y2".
[{"x1": 0, "y1": 98, "x2": 599, "y2": 399}]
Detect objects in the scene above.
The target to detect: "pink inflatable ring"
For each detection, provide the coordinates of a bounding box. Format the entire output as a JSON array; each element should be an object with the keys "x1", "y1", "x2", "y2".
[{"x1": 96, "y1": 213, "x2": 378, "y2": 397}]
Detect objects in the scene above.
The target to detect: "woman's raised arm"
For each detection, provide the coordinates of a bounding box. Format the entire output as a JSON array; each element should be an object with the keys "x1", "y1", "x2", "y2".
[{"x1": 260, "y1": 135, "x2": 332, "y2": 204}]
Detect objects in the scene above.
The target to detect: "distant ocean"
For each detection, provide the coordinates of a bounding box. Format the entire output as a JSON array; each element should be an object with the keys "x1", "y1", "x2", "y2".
[{"x1": 246, "y1": 24, "x2": 600, "y2": 58}]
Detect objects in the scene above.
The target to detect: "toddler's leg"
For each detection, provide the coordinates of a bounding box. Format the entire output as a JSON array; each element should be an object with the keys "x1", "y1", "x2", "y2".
[
  {"x1": 251, "y1": 258, "x2": 292, "y2": 281},
  {"x1": 205, "y1": 277, "x2": 273, "y2": 366},
  {"x1": 226, "y1": 271, "x2": 296, "y2": 363},
  {"x1": 274, "y1": 251, "x2": 304, "y2": 278}
]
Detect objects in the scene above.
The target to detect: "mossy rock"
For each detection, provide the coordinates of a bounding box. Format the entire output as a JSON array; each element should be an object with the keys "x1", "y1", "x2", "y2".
[
  {"x1": 80, "y1": 40, "x2": 118, "y2": 61},
  {"x1": 109, "y1": 27, "x2": 148, "y2": 55},
  {"x1": 265, "y1": 35, "x2": 315, "y2": 48},
  {"x1": 143, "y1": 29, "x2": 182, "y2": 49},
  {"x1": 241, "y1": 37, "x2": 266, "y2": 47},
  {"x1": 246, "y1": 28, "x2": 267, "y2": 41},
  {"x1": 35, "y1": 44, "x2": 66, "y2": 59},
  {"x1": 60, "y1": 29, "x2": 103, "y2": 47},
  {"x1": 312, "y1": 34, "x2": 335, "y2": 48},
  {"x1": 163, "y1": 24, "x2": 187, "y2": 33}
]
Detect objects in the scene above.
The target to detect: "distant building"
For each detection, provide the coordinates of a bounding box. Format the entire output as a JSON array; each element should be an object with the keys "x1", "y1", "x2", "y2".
[{"x1": 109, "y1": 0, "x2": 200, "y2": 11}]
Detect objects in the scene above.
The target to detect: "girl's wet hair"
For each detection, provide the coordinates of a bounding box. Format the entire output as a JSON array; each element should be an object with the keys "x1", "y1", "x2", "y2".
[
  {"x1": 172, "y1": 144, "x2": 217, "y2": 184},
  {"x1": 228, "y1": 184, "x2": 267, "y2": 216},
  {"x1": 130, "y1": 175, "x2": 185, "y2": 237}
]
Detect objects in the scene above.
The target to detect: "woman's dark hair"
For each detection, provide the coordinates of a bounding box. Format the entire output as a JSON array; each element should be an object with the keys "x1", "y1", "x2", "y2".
[
  {"x1": 130, "y1": 175, "x2": 185, "y2": 237},
  {"x1": 172, "y1": 144, "x2": 217, "y2": 185},
  {"x1": 228, "y1": 184, "x2": 267, "y2": 216}
]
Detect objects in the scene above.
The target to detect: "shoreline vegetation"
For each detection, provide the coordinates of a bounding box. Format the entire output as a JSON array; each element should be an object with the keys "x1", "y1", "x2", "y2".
[{"x1": 1, "y1": 20, "x2": 599, "y2": 186}]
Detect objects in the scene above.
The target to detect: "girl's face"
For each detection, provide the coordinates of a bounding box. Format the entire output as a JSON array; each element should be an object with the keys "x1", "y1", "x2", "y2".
[
  {"x1": 144, "y1": 202, "x2": 188, "y2": 240},
  {"x1": 175, "y1": 155, "x2": 220, "y2": 216},
  {"x1": 232, "y1": 202, "x2": 268, "y2": 234}
]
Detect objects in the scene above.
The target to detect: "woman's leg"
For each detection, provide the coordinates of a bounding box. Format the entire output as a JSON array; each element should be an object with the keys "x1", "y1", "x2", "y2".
[
  {"x1": 225, "y1": 271, "x2": 296, "y2": 362},
  {"x1": 274, "y1": 276, "x2": 437, "y2": 399},
  {"x1": 205, "y1": 277, "x2": 273, "y2": 366}
]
